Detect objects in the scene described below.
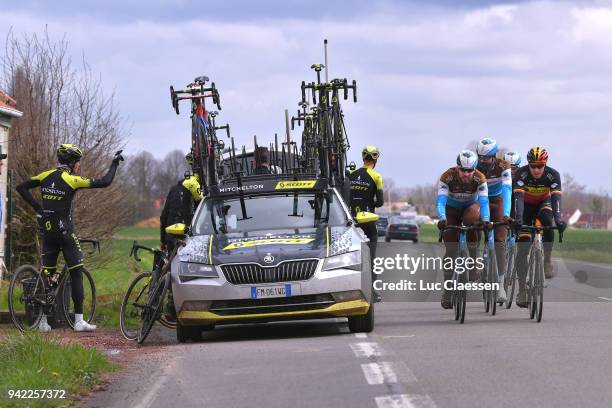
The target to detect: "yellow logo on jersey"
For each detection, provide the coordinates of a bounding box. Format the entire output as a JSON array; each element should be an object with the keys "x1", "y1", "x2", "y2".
[
  {"x1": 223, "y1": 238, "x2": 315, "y2": 250},
  {"x1": 275, "y1": 180, "x2": 317, "y2": 189}
]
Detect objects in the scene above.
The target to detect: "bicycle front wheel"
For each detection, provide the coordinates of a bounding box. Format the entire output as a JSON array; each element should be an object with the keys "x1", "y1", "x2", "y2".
[
  {"x1": 138, "y1": 273, "x2": 170, "y2": 344},
  {"x1": 8, "y1": 265, "x2": 45, "y2": 332},
  {"x1": 120, "y1": 271, "x2": 152, "y2": 340},
  {"x1": 504, "y1": 245, "x2": 517, "y2": 309},
  {"x1": 533, "y1": 249, "x2": 544, "y2": 322},
  {"x1": 62, "y1": 268, "x2": 96, "y2": 329}
]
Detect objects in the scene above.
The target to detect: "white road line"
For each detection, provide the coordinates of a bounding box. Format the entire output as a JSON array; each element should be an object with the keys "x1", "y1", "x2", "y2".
[
  {"x1": 350, "y1": 342, "x2": 385, "y2": 358},
  {"x1": 361, "y1": 362, "x2": 417, "y2": 385},
  {"x1": 382, "y1": 335, "x2": 415, "y2": 339},
  {"x1": 375, "y1": 394, "x2": 437, "y2": 408},
  {"x1": 598, "y1": 297, "x2": 612, "y2": 302},
  {"x1": 132, "y1": 358, "x2": 179, "y2": 408},
  {"x1": 355, "y1": 333, "x2": 368, "y2": 338}
]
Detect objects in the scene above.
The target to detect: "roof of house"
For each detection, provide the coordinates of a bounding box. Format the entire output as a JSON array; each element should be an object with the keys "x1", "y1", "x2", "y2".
[{"x1": 0, "y1": 89, "x2": 23, "y2": 118}]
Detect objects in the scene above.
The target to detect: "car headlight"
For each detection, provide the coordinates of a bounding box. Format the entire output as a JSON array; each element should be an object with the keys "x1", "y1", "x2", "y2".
[
  {"x1": 178, "y1": 262, "x2": 218, "y2": 282},
  {"x1": 323, "y1": 251, "x2": 361, "y2": 271}
]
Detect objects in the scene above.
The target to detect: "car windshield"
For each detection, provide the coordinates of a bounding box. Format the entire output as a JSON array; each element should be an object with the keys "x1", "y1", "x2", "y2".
[
  {"x1": 192, "y1": 191, "x2": 347, "y2": 235},
  {"x1": 391, "y1": 217, "x2": 415, "y2": 225}
]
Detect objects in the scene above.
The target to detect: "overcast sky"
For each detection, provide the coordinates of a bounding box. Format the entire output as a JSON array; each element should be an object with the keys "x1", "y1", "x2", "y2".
[{"x1": 2, "y1": 0, "x2": 612, "y2": 191}]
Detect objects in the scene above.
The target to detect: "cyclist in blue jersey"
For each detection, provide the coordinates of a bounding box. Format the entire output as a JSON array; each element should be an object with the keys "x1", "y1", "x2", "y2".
[
  {"x1": 436, "y1": 150, "x2": 491, "y2": 309},
  {"x1": 476, "y1": 138, "x2": 512, "y2": 303}
]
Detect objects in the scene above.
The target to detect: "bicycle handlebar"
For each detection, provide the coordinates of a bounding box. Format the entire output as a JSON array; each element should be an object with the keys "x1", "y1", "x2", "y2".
[
  {"x1": 129, "y1": 240, "x2": 164, "y2": 262},
  {"x1": 78, "y1": 238, "x2": 100, "y2": 255},
  {"x1": 437, "y1": 222, "x2": 507, "y2": 243},
  {"x1": 520, "y1": 225, "x2": 565, "y2": 243}
]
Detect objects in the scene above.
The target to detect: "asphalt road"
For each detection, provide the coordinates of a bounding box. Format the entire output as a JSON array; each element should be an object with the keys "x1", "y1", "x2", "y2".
[{"x1": 84, "y1": 257, "x2": 612, "y2": 408}]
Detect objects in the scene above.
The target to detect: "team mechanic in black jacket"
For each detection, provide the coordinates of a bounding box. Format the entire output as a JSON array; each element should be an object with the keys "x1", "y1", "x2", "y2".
[
  {"x1": 348, "y1": 146, "x2": 384, "y2": 302},
  {"x1": 17, "y1": 144, "x2": 123, "y2": 332},
  {"x1": 159, "y1": 154, "x2": 203, "y2": 254}
]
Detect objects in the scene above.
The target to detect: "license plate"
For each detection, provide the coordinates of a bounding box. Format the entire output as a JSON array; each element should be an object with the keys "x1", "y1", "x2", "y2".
[
  {"x1": 398, "y1": 226, "x2": 409, "y2": 230},
  {"x1": 251, "y1": 284, "x2": 292, "y2": 299}
]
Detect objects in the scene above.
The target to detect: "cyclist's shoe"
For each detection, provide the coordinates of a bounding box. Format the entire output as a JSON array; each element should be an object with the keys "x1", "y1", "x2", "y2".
[
  {"x1": 74, "y1": 320, "x2": 97, "y2": 332},
  {"x1": 544, "y1": 262, "x2": 554, "y2": 279},
  {"x1": 516, "y1": 282, "x2": 528, "y2": 308},
  {"x1": 373, "y1": 290, "x2": 383, "y2": 303},
  {"x1": 37, "y1": 316, "x2": 51, "y2": 333},
  {"x1": 496, "y1": 286, "x2": 507, "y2": 303},
  {"x1": 441, "y1": 288, "x2": 453, "y2": 309}
]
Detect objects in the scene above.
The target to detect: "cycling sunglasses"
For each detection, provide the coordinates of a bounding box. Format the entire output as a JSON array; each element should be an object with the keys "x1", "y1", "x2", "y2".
[
  {"x1": 458, "y1": 168, "x2": 475, "y2": 173},
  {"x1": 529, "y1": 163, "x2": 545, "y2": 169}
]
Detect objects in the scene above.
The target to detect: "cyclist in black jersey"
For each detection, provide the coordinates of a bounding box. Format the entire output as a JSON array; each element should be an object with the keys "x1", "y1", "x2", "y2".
[
  {"x1": 348, "y1": 146, "x2": 384, "y2": 302},
  {"x1": 16, "y1": 144, "x2": 123, "y2": 332}
]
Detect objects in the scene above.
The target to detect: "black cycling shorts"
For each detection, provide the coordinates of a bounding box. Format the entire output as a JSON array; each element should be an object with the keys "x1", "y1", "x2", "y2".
[{"x1": 41, "y1": 231, "x2": 84, "y2": 275}]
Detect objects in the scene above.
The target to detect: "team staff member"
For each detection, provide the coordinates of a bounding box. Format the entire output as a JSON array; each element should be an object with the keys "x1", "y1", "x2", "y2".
[
  {"x1": 160, "y1": 152, "x2": 203, "y2": 254},
  {"x1": 17, "y1": 144, "x2": 123, "y2": 332},
  {"x1": 348, "y1": 146, "x2": 384, "y2": 303},
  {"x1": 476, "y1": 138, "x2": 512, "y2": 303},
  {"x1": 513, "y1": 147, "x2": 566, "y2": 306},
  {"x1": 437, "y1": 150, "x2": 491, "y2": 309}
]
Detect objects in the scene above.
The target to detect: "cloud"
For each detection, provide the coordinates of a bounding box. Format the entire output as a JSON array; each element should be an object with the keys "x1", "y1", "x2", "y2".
[{"x1": 2, "y1": 1, "x2": 612, "y2": 191}]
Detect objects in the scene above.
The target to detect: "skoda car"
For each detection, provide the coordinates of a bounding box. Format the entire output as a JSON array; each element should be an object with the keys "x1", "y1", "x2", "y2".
[{"x1": 168, "y1": 176, "x2": 375, "y2": 342}]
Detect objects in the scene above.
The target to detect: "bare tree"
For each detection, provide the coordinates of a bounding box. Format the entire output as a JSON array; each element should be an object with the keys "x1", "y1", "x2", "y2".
[{"x1": 2, "y1": 30, "x2": 126, "y2": 264}]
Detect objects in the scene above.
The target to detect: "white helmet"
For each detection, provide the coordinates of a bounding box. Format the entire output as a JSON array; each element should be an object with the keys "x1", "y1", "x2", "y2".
[
  {"x1": 476, "y1": 137, "x2": 498, "y2": 157},
  {"x1": 503, "y1": 151, "x2": 521, "y2": 167},
  {"x1": 456, "y1": 150, "x2": 478, "y2": 170}
]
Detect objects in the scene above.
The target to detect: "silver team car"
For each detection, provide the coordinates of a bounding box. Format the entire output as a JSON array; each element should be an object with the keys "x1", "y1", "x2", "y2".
[{"x1": 166, "y1": 175, "x2": 376, "y2": 342}]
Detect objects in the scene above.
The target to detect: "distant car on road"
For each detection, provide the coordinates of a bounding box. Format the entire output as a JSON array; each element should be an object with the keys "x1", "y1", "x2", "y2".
[
  {"x1": 385, "y1": 216, "x2": 419, "y2": 243},
  {"x1": 376, "y1": 216, "x2": 388, "y2": 236}
]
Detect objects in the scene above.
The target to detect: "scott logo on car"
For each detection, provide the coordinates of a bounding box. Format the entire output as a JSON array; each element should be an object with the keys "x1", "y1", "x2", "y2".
[
  {"x1": 263, "y1": 253, "x2": 275, "y2": 264},
  {"x1": 275, "y1": 180, "x2": 317, "y2": 189}
]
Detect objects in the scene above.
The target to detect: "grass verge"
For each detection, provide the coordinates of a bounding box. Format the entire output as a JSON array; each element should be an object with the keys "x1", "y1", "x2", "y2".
[{"x1": 0, "y1": 331, "x2": 117, "y2": 407}]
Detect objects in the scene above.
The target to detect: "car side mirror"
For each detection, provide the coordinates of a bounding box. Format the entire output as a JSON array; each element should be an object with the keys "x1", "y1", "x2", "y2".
[
  {"x1": 165, "y1": 223, "x2": 189, "y2": 236},
  {"x1": 355, "y1": 211, "x2": 379, "y2": 224}
]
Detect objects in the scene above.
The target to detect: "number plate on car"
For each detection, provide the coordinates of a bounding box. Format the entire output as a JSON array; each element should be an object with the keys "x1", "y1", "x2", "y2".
[{"x1": 251, "y1": 284, "x2": 292, "y2": 299}]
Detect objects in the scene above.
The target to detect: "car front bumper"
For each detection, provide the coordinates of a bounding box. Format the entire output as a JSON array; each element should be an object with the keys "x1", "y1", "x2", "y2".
[{"x1": 171, "y1": 260, "x2": 372, "y2": 326}]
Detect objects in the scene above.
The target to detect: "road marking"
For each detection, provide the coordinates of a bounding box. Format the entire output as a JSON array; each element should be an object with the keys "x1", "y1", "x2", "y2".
[
  {"x1": 375, "y1": 394, "x2": 437, "y2": 408},
  {"x1": 355, "y1": 333, "x2": 368, "y2": 338},
  {"x1": 361, "y1": 362, "x2": 417, "y2": 385},
  {"x1": 383, "y1": 335, "x2": 415, "y2": 339},
  {"x1": 132, "y1": 358, "x2": 179, "y2": 408},
  {"x1": 598, "y1": 297, "x2": 612, "y2": 302},
  {"x1": 350, "y1": 342, "x2": 385, "y2": 358}
]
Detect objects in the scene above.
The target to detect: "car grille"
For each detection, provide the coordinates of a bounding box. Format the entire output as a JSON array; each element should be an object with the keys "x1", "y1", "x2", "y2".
[
  {"x1": 221, "y1": 259, "x2": 319, "y2": 285},
  {"x1": 209, "y1": 294, "x2": 335, "y2": 316}
]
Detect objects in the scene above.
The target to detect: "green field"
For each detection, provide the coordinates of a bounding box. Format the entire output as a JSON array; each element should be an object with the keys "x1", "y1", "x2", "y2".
[{"x1": 418, "y1": 224, "x2": 612, "y2": 263}]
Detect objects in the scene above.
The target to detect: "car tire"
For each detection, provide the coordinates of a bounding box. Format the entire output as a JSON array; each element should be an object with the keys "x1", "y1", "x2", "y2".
[
  {"x1": 413, "y1": 239, "x2": 419, "y2": 243},
  {"x1": 385, "y1": 237, "x2": 390, "y2": 243},
  {"x1": 348, "y1": 303, "x2": 374, "y2": 333},
  {"x1": 177, "y1": 322, "x2": 203, "y2": 343}
]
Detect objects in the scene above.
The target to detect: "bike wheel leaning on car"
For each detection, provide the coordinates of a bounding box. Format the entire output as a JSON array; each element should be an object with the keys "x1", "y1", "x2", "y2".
[
  {"x1": 120, "y1": 271, "x2": 152, "y2": 341},
  {"x1": 137, "y1": 273, "x2": 171, "y2": 344}
]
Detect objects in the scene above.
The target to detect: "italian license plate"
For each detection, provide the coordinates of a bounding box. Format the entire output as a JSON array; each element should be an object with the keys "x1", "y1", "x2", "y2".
[{"x1": 251, "y1": 284, "x2": 292, "y2": 299}]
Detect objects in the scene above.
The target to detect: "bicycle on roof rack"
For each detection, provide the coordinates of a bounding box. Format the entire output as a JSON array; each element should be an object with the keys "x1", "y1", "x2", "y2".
[
  {"x1": 170, "y1": 76, "x2": 229, "y2": 189},
  {"x1": 293, "y1": 62, "x2": 357, "y2": 187}
]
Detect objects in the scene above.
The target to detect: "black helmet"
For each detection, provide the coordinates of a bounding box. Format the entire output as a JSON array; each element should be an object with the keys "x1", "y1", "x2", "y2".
[{"x1": 57, "y1": 144, "x2": 83, "y2": 165}]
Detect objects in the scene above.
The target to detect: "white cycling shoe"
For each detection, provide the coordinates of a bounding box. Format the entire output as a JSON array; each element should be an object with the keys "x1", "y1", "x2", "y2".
[
  {"x1": 37, "y1": 317, "x2": 52, "y2": 333},
  {"x1": 74, "y1": 320, "x2": 97, "y2": 332},
  {"x1": 496, "y1": 286, "x2": 507, "y2": 303}
]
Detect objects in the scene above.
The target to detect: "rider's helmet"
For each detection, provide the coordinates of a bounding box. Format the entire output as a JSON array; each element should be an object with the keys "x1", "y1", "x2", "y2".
[
  {"x1": 362, "y1": 146, "x2": 380, "y2": 161},
  {"x1": 527, "y1": 146, "x2": 548, "y2": 163},
  {"x1": 456, "y1": 150, "x2": 478, "y2": 170},
  {"x1": 57, "y1": 144, "x2": 83, "y2": 165},
  {"x1": 503, "y1": 151, "x2": 522, "y2": 167},
  {"x1": 476, "y1": 137, "x2": 498, "y2": 157}
]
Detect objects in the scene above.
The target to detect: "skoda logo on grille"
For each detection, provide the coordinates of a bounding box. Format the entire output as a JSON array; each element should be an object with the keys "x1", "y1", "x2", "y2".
[{"x1": 263, "y1": 253, "x2": 275, "y2": 264}]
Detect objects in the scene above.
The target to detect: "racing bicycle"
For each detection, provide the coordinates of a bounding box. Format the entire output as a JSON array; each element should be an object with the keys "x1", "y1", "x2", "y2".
[
  {"x1": 520, "y1": 221, "x2": 564, "y2": 322},
  {"x1": 8, "y1": 239, "x2": 100, "y2": 331},
  {"x1": 120, "y1": 241, "x2": 179, "y2": 343}
]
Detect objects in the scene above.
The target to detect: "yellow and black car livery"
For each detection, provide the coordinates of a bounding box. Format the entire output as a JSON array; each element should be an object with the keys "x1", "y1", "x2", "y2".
[{"x1": 168, "y1": 174, "x2": 375, "y2": 341}]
